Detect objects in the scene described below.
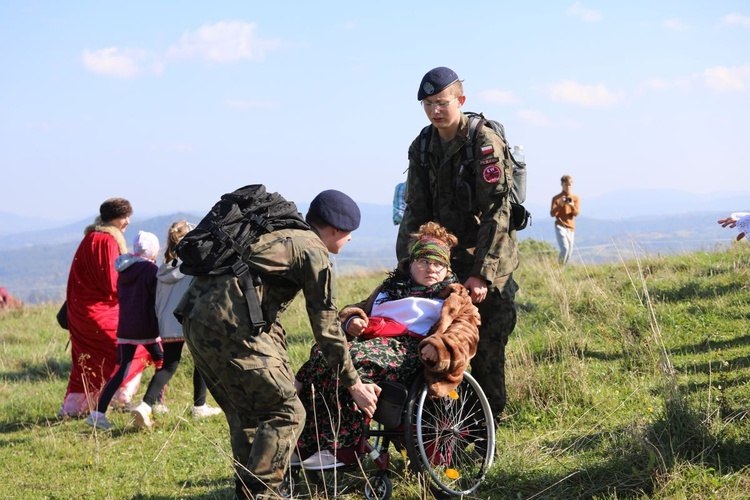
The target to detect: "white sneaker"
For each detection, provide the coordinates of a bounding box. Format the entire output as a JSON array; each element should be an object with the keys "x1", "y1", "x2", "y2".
[
  {"x1": 85, "y1": 411, "x2": 114, "y2": 430},
  {"x1": 130, "y1": 401, "x2": 153, "y2": 429},
  {"x1": 192, "y1": 404, "x2": 223, "y2": 418},
  {"x1": 152, "y1": 403, "x2": 170, "y2": 414},
  {"x1": 300, "y1": 450, "x2": 344, "y2": 470}
]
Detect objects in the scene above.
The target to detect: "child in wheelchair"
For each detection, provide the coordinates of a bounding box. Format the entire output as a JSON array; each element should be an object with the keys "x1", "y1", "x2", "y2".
[{"x1": 294, "y1": 221, "x2": 481, "y2": 470}]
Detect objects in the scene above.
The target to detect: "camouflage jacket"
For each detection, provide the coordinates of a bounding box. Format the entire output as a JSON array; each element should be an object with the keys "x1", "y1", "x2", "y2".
[
  {"x1": 175, "y1": 227, "x2": 358, "y2": 387},
  {"x1": 396, "y1": 113, "x2": 519, "y2": 286}
]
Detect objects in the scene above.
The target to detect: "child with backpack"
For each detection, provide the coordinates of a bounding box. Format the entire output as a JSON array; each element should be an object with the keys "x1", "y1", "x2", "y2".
[
  {"x1": 175, "y1": 187, "x2": 381, "y2": 498},
  {"x1": 396, "y1": 67, "x2": 519, "y2": 421},
  {"x1": 128, "y1": 221, "x2": 222, "y2": 421},
  {"x1": 86, "y1": 230, "x2": 165, "y2": 430}
]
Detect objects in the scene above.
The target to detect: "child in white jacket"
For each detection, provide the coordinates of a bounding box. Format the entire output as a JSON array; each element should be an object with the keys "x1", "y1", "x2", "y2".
[{"x1": 129, "y1": 221, "x2": 222, "y2": 428}]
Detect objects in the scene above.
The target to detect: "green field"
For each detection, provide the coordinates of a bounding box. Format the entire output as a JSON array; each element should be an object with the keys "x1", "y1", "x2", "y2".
[{"x1": 3, "y1": 240, "x2": 750, "y2": 499}]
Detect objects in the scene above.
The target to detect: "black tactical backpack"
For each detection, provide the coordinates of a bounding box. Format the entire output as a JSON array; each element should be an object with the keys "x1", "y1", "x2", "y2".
[
  {"x1": 418, "y1": 111, "x2": 531, "y2": 230},
  {"x1": 176, "y1": 184, "x2": 310, "y2": 333}
]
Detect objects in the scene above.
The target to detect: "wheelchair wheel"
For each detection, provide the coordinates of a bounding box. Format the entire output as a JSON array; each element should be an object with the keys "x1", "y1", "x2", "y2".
[
  {"x1": 276, "y1": 466, "x2": 298, "y2": 498},
  {"x1": 364, "y1": 472, "x2": 393, "y2": 500},
  {"x1": 404, "y1": 371, "x2": 495, "y2": 497}
]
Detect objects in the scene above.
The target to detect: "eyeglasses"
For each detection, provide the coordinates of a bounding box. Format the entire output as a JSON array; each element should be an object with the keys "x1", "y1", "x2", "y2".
[
  {"x1": 420, "y1": 97, "x2": 459, "y2": 110},
  {"x1": 414, "y1": 258, "x2": 447, "y2": 271}
]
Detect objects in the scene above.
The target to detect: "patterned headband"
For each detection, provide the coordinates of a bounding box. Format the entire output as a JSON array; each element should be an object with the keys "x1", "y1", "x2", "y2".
[{"x1": 409, "y1": 237, "x2": 451, "y2": 266}]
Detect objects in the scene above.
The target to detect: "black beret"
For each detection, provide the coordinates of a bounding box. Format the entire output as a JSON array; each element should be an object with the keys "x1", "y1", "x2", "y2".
[
  {"x1": 99, "y1": 198, "x2": 133, "y2": 222},
  {"x1": 308, "y1": 190, "x2": 361, "y2": 232},
  {"x1": 418, "y1": 66, "x2": 460, "y2": 101}
]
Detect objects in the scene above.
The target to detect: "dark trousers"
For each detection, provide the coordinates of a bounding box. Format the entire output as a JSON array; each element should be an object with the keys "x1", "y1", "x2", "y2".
[
  {"x1": 469, "y1": 278, "x2": 517, "y2": 416},
  {"x1": 142, "y1": 341, "x2": 209, "y2": 407},
  {"x1": 182, "y1": 318, "x2": 305, "y2": 494},
  {"x1": 97, "y1": 342, "x2": 164, "y2": 413},
  {"x1": 452, "y1": 265, "x2": 518, "y2": 416}
]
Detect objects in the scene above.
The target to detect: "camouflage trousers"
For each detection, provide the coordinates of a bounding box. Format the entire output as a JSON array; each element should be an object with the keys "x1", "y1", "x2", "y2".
[
  {"x1": 462, "y1": 274, "x2": 518, "y2": 417},
  {"x1": 182, "y1": 318, "x2": 305, "y2": 494}
]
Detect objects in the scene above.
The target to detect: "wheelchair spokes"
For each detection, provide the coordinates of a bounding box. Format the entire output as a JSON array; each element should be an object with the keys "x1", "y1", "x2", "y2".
[{"x1": 406, "y1": 372, "x2": 495, "y2": 496}]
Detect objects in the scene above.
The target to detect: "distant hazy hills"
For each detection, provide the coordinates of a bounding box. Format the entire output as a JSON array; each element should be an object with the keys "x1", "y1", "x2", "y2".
[
  {"x1": 0, "y1": 204, "x2": 400, "y2": 304},
  {"x1": 1, "y1": 189, "x2": 746, "y2": 304}
]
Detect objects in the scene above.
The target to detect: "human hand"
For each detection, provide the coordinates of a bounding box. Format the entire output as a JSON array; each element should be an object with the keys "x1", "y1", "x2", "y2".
[
  {"x1": 719, "y1": 214, "x2": 750, "y2": 241},
  {"x1": 718, "y1": 217, "x2": 738, "y2": 229},
  {"x1": 464, "y1": 276, "x2": 488, "y2": 303},
  {"x1": 421, "y1": 344, "x2": 438, "y2": 363},
  {"x1": 346, "y1": 317, "x2": 368, "y2": 337},
  {"x1": 347, "y1": 379, "x2": 381, "y2": 418}
]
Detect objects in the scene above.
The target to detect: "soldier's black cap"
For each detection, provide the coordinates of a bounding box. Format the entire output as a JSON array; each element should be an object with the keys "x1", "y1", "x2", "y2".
[
  {"x1": 418, "y1": 67, "x2": 460, "y2": 101},
  {"x1": 308, "y1": 190, "x2": 361, "y2": 232}
]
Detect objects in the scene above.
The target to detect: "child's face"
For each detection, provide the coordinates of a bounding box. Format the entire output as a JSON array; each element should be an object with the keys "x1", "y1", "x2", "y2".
[
  {"x1": 422, "y1": 86, "x2": 464, "y2": 132},
  {"x1": 323, "y1": 228, "x2": 352, "y2": 255}
]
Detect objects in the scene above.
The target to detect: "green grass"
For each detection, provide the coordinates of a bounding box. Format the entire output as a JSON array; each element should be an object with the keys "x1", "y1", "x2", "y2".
[{"x1": 4, "y1": 242, "x2": 750, "y2": 499}]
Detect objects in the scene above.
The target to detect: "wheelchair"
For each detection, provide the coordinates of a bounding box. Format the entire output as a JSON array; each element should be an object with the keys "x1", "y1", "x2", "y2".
[{"x1": 281, "y1": 371, "x2": 495, "y2": 499}]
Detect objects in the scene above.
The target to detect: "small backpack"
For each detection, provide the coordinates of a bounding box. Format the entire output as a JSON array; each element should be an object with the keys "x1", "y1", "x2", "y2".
[
  {"x1": 392, "y1": 182, "x2": 406, "y2": 225},
  {"x1": 175, "y1": 184, "x2": 310, "y2": 333},
  {"x1": 417, "y1": 112, "x2": 531, "y2": 230}
]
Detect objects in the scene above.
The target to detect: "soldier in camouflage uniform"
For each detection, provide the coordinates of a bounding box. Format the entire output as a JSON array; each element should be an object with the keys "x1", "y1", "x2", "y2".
[
  {"x1": 397, "y1": 67, "x2": 519, "y2": 419},
  {"x1": 176, "y1": 190, "x2": 381, "y2": 499}
]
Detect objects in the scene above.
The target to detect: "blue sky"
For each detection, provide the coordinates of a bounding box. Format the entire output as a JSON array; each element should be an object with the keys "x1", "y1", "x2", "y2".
[{"x1": 1, "y1": 1, "x2": 749, "y2": 222}]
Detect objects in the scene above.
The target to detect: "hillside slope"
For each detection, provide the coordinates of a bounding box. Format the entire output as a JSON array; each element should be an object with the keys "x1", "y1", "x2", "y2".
[{"x1": 3, "y1": 245, "x2": 750, "y2": 498}]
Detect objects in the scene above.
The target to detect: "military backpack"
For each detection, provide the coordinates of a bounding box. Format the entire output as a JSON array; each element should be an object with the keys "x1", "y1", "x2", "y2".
[
  {"x1": 417, "y1": 111, "x2": 531, "y2": 230},
  {"x1": 175, "y1": 184, "x2": 310, "y2": 333}
]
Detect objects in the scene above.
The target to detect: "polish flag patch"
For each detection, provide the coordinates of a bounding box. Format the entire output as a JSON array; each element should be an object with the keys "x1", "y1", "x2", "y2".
[
  {"x1": 482, "y1": 165, "x2": 503, "y2": 183},
  {"x1": 481, "y1": 145, "x2": 494, "y2": 155}
]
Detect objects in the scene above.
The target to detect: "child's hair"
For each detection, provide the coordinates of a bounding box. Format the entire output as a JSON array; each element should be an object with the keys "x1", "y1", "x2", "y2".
[
  {"x1": 448, "y1": 80, "x2": 464, "y2": 98},
  {"x1": 305, "y1": 210, "x2": 326, "y2": 230},
  {"x1": 409, "y1": 221, "x2": 459, "y2": 249},
  {"x1": 164, "y1": 220, "x2": 194, "y2": 263}
]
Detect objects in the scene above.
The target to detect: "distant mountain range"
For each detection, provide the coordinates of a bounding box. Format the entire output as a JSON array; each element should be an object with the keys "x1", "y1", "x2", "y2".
[
  {"x1": 565, "y1": 189, "x2": 749, "y2": 220},
  {"x1": 0, "y1": 204, "x2": 400, "y2": 304},
  {"x1": 0, "y1": 191, "x2": 745, "y2": 304}
]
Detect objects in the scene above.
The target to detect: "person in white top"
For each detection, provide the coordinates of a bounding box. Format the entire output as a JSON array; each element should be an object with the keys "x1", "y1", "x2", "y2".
[
  {"x1": 129, "y1": 221, "x2": 223, "y2": 428},
  {"x1": 718, "y1": 213, "x2": 750, "y2": 241}
]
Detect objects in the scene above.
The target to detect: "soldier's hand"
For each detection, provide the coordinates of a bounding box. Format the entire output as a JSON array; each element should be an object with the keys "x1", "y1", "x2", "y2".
[
  {"x1": 346, "y1": 317, "x2": 367, "y2": 337},
  {"x1": 464, "y1": 276, "x2": 488, "y2": 303},
  {"x1": 347, "y1": 379, "x2": 381, "y2": 418}
]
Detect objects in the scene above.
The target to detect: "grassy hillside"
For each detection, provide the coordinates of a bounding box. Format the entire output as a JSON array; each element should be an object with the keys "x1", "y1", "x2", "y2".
[{"x1": 3, "y1": 241, "x2": 750, "y2": 498}]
